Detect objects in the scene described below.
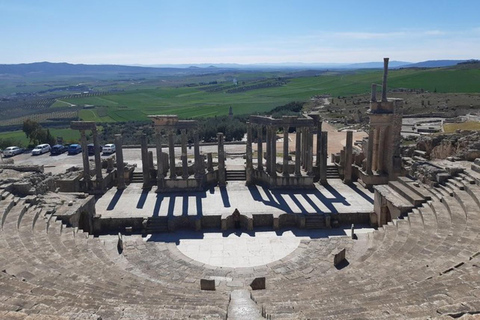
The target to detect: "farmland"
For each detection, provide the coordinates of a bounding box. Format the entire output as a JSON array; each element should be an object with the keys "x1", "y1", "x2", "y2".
[
  {"x1": 1, "y1": 62, "x2": 480, "y2": 147},
  {"x1": 60, "y1": 66, "x2": 480, "y2": 121}
]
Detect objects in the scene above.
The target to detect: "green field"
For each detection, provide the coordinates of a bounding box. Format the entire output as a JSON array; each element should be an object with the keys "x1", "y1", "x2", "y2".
[
  {"x1": 0, "y1": 129, "x2": 81, "y2": 148},
  {"x1": 62, "y1": 67, "x2": 480, "y2": 121}
]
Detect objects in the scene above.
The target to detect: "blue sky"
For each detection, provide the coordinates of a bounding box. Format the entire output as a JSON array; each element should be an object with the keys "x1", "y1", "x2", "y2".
[{"x1": 1, "y1": 0, "x2": 479, "y2": 64}]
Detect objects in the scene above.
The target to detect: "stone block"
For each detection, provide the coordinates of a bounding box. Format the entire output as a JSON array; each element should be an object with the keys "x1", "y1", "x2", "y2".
[
  {"x1": 333, "y1": 248, "x2": 346, "y2": 267},
  {"x1": 250, "y1": 277, "x2": 266, "y2": 290},
  {"x1": 200, "y1": 279, "x2": 216, "y2": 291}
]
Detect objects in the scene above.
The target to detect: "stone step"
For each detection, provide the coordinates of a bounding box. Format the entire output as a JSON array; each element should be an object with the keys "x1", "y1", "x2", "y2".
[
  {"x1": 457, "y1": 172, "x2": 476, "y2": 185},
  {"x1": 397, "y1": 176, "x2": 432, "y2": 201},
  {"x1": 145, "y1": 217, "x2": 169, "y2": 233},
  {"x1": 226, "y1": 170, "x2": 246, "y2": 181},
  {"x1": 388, "y1": 181, "x2": 426, "y2": 207}
]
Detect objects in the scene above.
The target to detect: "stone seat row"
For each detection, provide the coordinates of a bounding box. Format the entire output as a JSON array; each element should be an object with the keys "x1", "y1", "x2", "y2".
[
  {"x1": 0, "y1": 197, "x2": 229, "y2": 319},
  {"x1": 252, "y1": 175, "x2": 480, "y2": 319}
]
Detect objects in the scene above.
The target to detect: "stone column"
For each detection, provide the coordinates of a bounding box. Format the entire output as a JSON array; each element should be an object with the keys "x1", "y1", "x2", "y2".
[
  {"x1": 306, "y1": 128, "x2": 313, "y2": 176},
  {"x1": 257, "y1": 126, "x2": 263, "y2": 171},
  {"x1": 181, "y1": 129, "x2": 188, "y2": 179},
  {"x1": 265, "y1": 125, "x2": 271, "y2": 174},
  {"x1": 377, "y1": 126, "x2": 386, "y2": 174},
  {"x1": 371, "y1": 83, "x2": 377, "y2": 102},
  {"x1": 366, "y1": 127, "x2": 375, "y2": 174},
  {"x1": 168, "y1": 130, "x2": 176, "y2": 179},
  {"x1": 155, "y1": 132, "x2": 164, "y2": 188},
  {"x1": 193, "y1": 130, "x2": 202, "y2": 179},
  {"x1": 372, "y1": 128, "x2": 380, "y2": 172},
  {"x1": 80, "y1": 130, "x2": 90, "y2": 183},
  {"x1": 316, "y1": 121, "x2": 322, "y2": 168},
  {"x1": 270, "y1": 127, "x2": 277, "y2": 178},
  {"x1": 320, "y1": 131, "x2": 328, "y2": 184},
  {"x1": 344, "y1": 131, "x2": 353, "y2": 184},
  {"x1": 295, "y1": 128, "x2": 301, "y2": 176},
  {"x1": 283, "y1": 126, "x2": 289, "y2": 176},
  {"x1": 92, "y1": 128, "x2": 103, "y2": 183},
  {"x1": 115, "y1": 134, "x2": 126, "y2": 189},
  {"x1": 246, "y1": 123, "x2": 253, "y2": 184},
  {"x1": 207, "y1": 153, "x2": 213, "y2": 173},
  {"x1": 141, "y1": 134, "x2": 150, "y2": 188},
  {"x1": 382, "y1": 58, "x2": 389, "y2": 102},
  {"x1": 303, "y1": 127, "x2": 308, "y2": 169},
  {"x1": 217, "y1": 133, "x2": 226, "y2": 186}
]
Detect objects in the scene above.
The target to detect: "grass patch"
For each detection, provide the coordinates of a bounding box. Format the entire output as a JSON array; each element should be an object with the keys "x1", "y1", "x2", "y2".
[
  {"x1": 443, "y1": 121, "x2": 480, "y2": 133},
  {"x1": 0, "y1": 128, "x2": 81, "y2": 148}
]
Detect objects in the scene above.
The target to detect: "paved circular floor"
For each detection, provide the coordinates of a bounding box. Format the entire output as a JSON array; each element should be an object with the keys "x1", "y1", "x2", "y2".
[
  {"x1": 176, "y1": 231, "x2": 303, "y2": 268},
  {"x1": 146, "y1": 228, "x2": 374, "y2": 268}
]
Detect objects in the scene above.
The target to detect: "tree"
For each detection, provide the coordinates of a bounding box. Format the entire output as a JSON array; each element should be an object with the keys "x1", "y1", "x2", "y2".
[{"x1": 22, "y1": 119, "x2": 41, "y2": 144}]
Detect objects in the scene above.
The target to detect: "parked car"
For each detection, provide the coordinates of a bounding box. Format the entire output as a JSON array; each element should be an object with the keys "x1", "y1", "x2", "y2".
[
  {"x1": 87, "y1": 143, "x2": 103, "y2": 156},
  {"x1": 68, "y1": 144, "x2": 82, "y2": 155},
  {"x1": 31, "y1": 144, "x2": 51, "y2": 155},
  {"x1": 102, "y1": 143, "x2": 116, "y2": 154},
  {"x1": 50, "y1": 144, "x2": 67, "y2": 155},
  {"x1": 3, "y1": 146, "x2": 23, "y2": 157}
]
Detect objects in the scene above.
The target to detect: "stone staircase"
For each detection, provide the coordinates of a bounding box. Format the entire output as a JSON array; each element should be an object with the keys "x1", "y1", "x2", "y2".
[
  {"x1": 226, "y1": 169, "x2": 246, "y2": 181},
  {"x1": 304, "y1": 214, "x2": 325, "y2": 229},
  {"x1": 130, "y1": 171, "x2": 143, "y2": 183},
  {"x1": 144, "y1": 217, "x2": 169, "y2": 234},
  {"x1": 326, "y1": 165, "x2": 340, "y2": 179}
]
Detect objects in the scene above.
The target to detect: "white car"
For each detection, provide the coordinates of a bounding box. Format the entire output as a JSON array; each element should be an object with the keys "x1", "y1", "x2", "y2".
[
  {"x1": 3, "y1": 146, "x2": 23, "y2": 157},
  {"x1": 31, "y1": 144, "x2": 51, "y2": 155},
  {"x1": 102, "y1": 144, "x2": 116, "y2": 154}
]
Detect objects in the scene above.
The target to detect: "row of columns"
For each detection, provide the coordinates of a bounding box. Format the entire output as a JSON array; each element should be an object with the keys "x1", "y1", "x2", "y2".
[
  {"x1": 79, "y1": 128, "x2": 103, "y2": 188},
  {"x1": 247, "y1": 123, "x2": 316, "y2": 179},
  {"x1": 140, "y1": 128, "x2": 204, "y2": 188}
]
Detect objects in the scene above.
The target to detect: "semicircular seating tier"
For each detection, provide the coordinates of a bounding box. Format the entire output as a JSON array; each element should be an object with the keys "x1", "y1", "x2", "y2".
[{"x1": 2, "y1": 167, "x2": 480, "y2": 319}]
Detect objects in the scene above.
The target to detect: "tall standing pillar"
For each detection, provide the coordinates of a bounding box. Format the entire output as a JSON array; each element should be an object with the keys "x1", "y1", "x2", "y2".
[
  {"x1": 283, "y1": 126, "x2": 289, "y2": 176},
  {"x1": 193, "y1": 130, "x2": 202, "y2": 179},
  {"x1": 265, "y1": 125, "x2": 271, "y2": 173},
  {"x1": 140, "y1": 134, "x2": 150, "y2": 188},
  {"x1": 377, "y1": 126, "x2": 386, "y2": 174},
  {"x1": 115, "y1": 134, "x2": 126, "y2": 189},
  {"x1": 92, "y1": 128, "x2": 103, "y2": 184},
  {"x1": 371, "y1": 83, "x2": 378, "y2": 102},
  {"x1": 217, "y1": 133, "x2": 226, "y2": 186},
  {"x1": 295, "y1": 128, "x2": 301, "y2": 176},
  {"x1": 306, "y1": 128, "x2": 314, "y2": 176},
  {"x1": 366, "y1": 127, "x2": 375, "y2": 174},
  {"x1": 320, "y1": 131, "x2": 328, "y2": 185},
  {"x1": 270, "y1": 127, "x2": 277, "y2": 178},
  {"x1": 372, "y1": 128, "x2": 380, "y2": 172},
  {"x1": 246, "y1": 123, "x2": 253, "y2": 184},
  {"x1": 80, "y1": 130, "x2": 91, "y2": 183},
  {"x1": 155, "y1": 132, "x2": 164, "y2": 188},
  {"x1": 301, "y1": 127, "x2": 307, "y2": 169},
  {"x1": 181, "y1": 129, "x2": 188, "y2": 179},
  {"x1": 207, "y1": 153, "x2": 213, "y2": 173},
  {"x1": 382, "y1": 58, "x2": 389, "y2": 102},
  {"x1": 344, "y1": 131, "x2": 353, "y2": 184},
  {"x1": 316, "y1": 121, "x2": 322, "y2": 168},
  {"x1": 257, "y1": 126, "x2": 263, "y2": 171},
  {"x1": 168, "y1": 130, "x2": 176, "y2": 179}
]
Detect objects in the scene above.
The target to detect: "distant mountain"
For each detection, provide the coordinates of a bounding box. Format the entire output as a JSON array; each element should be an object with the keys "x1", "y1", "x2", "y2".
[
  {"x1": 0, "y1": 62, "x2": 235, "y2": 78},
  {"x1": 340, "y1": 61, "x2": 412, "y2": 69},
  {"x1": 400, "y1": 60, "x2": 469, "y2": 68}
]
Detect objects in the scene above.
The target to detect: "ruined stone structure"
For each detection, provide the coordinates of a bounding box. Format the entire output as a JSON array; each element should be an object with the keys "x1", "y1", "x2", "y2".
[
  {"x1": 149, "y1": 115, "x2": 207, "y2": 191},
  {"x1": 70, "y1": 121, "x2": 105, "y2": 192},
  {"x1": 359, "y1": 58, "x2": 403, "y2": 188},
  {"x1": 247, "y1": 114, "x2": 328, "y2": 188}
]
